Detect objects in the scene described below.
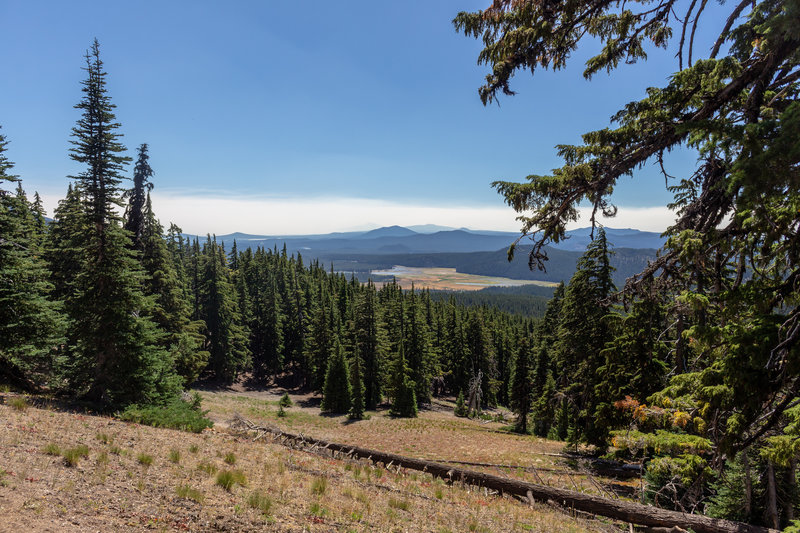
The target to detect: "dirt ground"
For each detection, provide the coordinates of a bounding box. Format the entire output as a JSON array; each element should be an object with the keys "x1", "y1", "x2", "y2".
[{"x1": 0, "y1": 390, "x2": 623, "y2": 532}]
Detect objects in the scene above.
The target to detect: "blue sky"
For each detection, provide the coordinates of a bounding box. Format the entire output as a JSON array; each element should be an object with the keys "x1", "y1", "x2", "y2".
[{"x1": 0, "y1": 1, "x2": 727, "y2": 234}]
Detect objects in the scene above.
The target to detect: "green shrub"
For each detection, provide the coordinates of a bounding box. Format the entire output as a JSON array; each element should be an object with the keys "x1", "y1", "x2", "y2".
[
  {"x1": 278, "y1": 393, "x2": 292, "y2": 408},
  {"x1": 644, "y1": 453, "x2": 712, "y2": 510},
  {"x1": 43, "y1": 443, "x2": 61, "y2": 456},
  {"x1": 62, "y1": 445, "x2": 89, "y2": 467},
  {"x1": 216, "y1": 469, "x2": 247, "y2": 491},
  {"x1": 9, "y1": 397, "x2": 27, "y2": 412},
  {"x1": 248, "y1": 490, "x2": 272, "y2": 515},
  {"x1": 118, "y1": 398, "x2": 212, "y2": 433},
  {"x1": 454, "y1": 391, "x2": 467, "y2": 417}
]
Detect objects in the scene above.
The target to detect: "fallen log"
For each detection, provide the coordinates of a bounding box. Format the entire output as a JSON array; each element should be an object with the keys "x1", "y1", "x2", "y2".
[{"x1": 229, "y1": 415, "x2": 775, "y2": 533}]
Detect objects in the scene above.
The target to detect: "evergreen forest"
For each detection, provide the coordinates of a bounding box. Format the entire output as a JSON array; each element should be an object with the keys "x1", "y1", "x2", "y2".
[{"x1": 1, "y1": 0, "x2": 799, "y2": 528}]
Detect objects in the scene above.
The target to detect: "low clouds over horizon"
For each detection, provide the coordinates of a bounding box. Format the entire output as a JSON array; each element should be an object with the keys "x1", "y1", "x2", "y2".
[{"x1": 38, "y1": 190, "x2": 677, "y2": 236}]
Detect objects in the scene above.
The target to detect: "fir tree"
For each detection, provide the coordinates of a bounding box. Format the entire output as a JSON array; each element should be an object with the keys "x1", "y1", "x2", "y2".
[
  {"x1": 353, "y1": 281, "x2": 386, "y2": 409},
  {"x1": 0, "y1": 128, "x2": 65, "y2": 388},
  {"x1": 140, "y1": 194, "x2": 208, "y2": 385},
  {"x1": 554, "y1": 228, "x2": 615, "y2": 448},
  {"x1": 123, "y1": 143, "x2": 153, "y2": 250},
  {"x1": 510, "y1": 335, "x2": 533, "y2": 433},
  {"x1": 58, "y1": 41, "x2": 180, "y2": 408},
  {"x1": 348, "y1": 346, "x2": 365, "y2": 420},
  {"x1": 454, "y1": 390, "x2": 467, "y2": 417},
  {"x1": 404, "y1": 286, "x2": 433, "y2": 406},
  {"x1": 198, "y1": 235, "x2": 250, "y2": 383},
  {"x1": 321, "y1": 337, "x2": 351, "y2": 414},
  {"x1": 390, "y1": 341, "x2": 417, "y2": 418}
]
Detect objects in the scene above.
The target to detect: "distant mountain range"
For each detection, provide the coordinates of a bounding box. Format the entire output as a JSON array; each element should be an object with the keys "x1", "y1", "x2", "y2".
[
  {"x1": 194, "y1": 225, "x2": 664, "y2": 289},
  {"x1": 209, "y1": 225, "x2": 665, "y2": 256}
]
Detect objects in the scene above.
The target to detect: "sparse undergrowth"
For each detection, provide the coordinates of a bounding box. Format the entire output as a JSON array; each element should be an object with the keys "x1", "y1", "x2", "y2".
[
  {"x1": 118, "y1": 397, "x2": 212, "y2": 433},
  {"x1": 1, "y1": 394, "x2": 608, "y2": 532},
  {"x1": 216, "y1": 469, "x2": 247, "y2": 491}
]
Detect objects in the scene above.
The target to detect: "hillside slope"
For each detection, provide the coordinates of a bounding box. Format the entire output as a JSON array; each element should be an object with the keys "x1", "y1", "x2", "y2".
[{"x1": 0, "y1": 395, "x2": 605, "y2": 532}]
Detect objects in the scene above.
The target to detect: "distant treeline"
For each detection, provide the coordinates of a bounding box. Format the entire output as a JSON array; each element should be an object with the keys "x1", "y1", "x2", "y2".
[{"x1": 428, "y1": 285, "x2": 554, "y2": 317}]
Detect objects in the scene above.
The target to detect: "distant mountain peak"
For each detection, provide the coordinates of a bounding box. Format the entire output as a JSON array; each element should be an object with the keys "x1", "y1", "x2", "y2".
[{"x1": 357, "y1": 225, "x2": 418, "y2": 239}]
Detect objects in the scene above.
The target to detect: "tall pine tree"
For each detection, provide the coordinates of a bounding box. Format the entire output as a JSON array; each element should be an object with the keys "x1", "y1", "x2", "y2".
[{"x1": 58, "y1": 41, "x2": 180, "y2": 407}]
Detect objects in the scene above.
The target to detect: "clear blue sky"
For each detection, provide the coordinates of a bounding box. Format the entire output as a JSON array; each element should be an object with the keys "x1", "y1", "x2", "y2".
[{"x1": 0, "y1": 1, "x2": 727, "y2": 234}]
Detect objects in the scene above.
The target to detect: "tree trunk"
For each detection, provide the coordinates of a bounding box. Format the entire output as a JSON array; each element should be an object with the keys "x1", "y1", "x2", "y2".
[
  {"x1": 743, "y1": 452, "x2": 752, "y2": 518},
  {"x1": 765, "y1": 461, "x2": 779, "y2": 530},
  {"x1": 783, "y1": 458, "x2": 796, "y2": 526},
  {"x1": 231, "y1": 415, "x2": 778, "y2": 533}
]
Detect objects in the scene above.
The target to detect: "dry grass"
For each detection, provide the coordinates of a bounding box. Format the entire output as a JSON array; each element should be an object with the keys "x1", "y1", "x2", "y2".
[
  {"x1": 200, "y1": 389, "x2": 636, "y2": 496},
  {"x1": 0, "y1": 393, "x2": 612, "y2": 532}
]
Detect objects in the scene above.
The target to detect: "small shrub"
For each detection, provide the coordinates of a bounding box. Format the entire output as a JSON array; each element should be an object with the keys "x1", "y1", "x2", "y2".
[
  {"x1": 9, "y1": 397, "x2": 27, "y2": 412},
  {"x1": 62, "y1": 445, "x2": 89, "y2": 467},
  {"x1": 248, "y1": 490, "x2": 272, "y2": 515},
  {"x1": 224, "y1": 452, "x2": 236, "y2": 465},
  {"x1": 176, "y1": 484, "x2": 204, "y2": 503},
  {"x1": 169, "y1": 449, "x2": 181, "y2": 464},
  {"x1": 43, "y1": 443, "x2": 61, "y2": 456},
  {"x1": 277, "y1": 404, "x2": 287, "y2": 417},
  {"x1": 118, "y1": 398, "x2": 213, "y2": 433},
  {"x1": 278, "y1": 393, "x2": 292, "y2": 408},
  {"x1": 216, "y1": 469, "x2": 247, "y2": 492},
  {"x1": 137, "y1": 453, "x2": 154, "y2": 466},
  {"x1": 310, "y1": 476, "x2": 327, "y2": 495},
  {"x1": 454, "y1": 391, "x2": 467, "y2": 417},
  {"x1": 197, "y1": 461, "x2": 218, "y2": 476}
]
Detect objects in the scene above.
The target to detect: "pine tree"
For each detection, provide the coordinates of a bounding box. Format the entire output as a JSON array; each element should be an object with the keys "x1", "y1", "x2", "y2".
[
  {"x1": 58, "y1": 41, "x2": 180, "y2": 408},
  {"x1": 554, "y1": 228, "x2": 615, "y2": 448},
  {"x1": 0, "y1": 128, "x2": 65, "y2": 388},
  {"x1": 140, "y1": 194, "x2": 208, "y2": 385},
  {"x1": 45, "y1": 184, "x2": 85, "y2": 302},
  {"x1": 348, "y1": 346, "x2": 365, "y2": 420},
  {"x1": 353, "y1": 281, "x2": 386, "y2": 409},
  {"x1": 198, "y1": 235, "x2": 250, "y2": 383},
  {"x1": 321, "y1": 336, "x2": 351, "y2": 414},
  {"x1": 454, "y1": 390, "x2": 467, "y2": 417},
  {"x1": 510, "y1": 335, "x2": 533, "y2": 433},
  {"x1": 123, "y1": 143, "x2": 153, "y2": 250},
  {"x1": 390, "y1": 341, "x2": 417, "y2": 418}
]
